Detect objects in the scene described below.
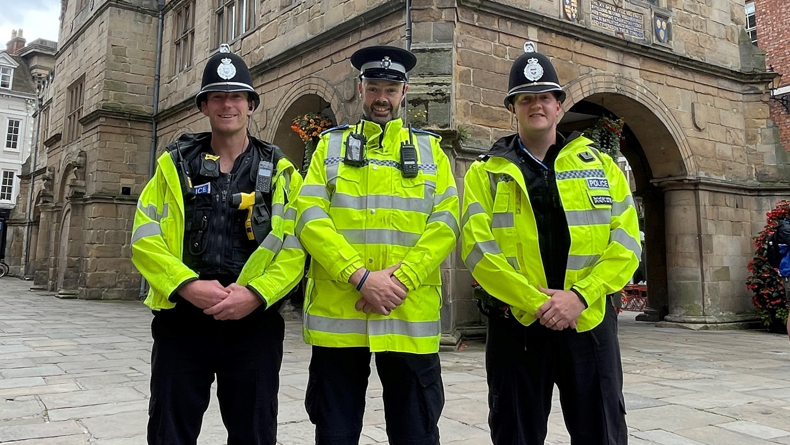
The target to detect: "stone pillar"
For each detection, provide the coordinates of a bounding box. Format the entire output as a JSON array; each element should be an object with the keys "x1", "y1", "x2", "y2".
[
  {"x1": 32, "y1": 203, "x2": 54, "y2": 289},
  {"x1": 661, "y1": 183, "x2": 760, "y2": 328},
  {"x1": 636, "y1": 189, "x2": 669, "y2": 321}
]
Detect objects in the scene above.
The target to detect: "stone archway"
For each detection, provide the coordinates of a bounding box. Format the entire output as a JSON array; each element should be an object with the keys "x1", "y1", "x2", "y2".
[
  {"x1": 272, "y1": 94, "x2": 337, "y2": 172},
  {"x1": 560, "y1": 74, "x2": 694, "y2": 322}
]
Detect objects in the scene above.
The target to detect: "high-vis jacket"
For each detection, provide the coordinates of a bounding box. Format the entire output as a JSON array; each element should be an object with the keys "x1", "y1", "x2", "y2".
[
  {"x1": 462, "y1": 133, "x2": 640, "y2": 332},
  {"x1": 131, "y1": 134, "x2": 305, "y2": 311},
  {"x1": 294, "y1": 118, "x2": 459, "y2": 353}
]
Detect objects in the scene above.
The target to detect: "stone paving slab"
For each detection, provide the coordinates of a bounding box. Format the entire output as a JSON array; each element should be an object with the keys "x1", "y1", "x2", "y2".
[{"x1": 0, "y1": 279, "x2": 789, "y2": 444}]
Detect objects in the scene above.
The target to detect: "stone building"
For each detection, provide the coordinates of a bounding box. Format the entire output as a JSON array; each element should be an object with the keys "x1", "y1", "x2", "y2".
[
  {"x1": 0, "y1": 30, "x2": 56, "y2": 273},
  {"x1": 18, "y1": 0, "x2": 788, "y2": 336}
]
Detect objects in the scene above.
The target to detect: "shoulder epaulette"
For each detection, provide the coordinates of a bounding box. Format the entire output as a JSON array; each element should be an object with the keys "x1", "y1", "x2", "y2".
[
  {"x1": 411, "y1": 128, "x2": 441, "y2": 138},
  {"x1": 320, "y1": 124, "x2": 350, "y2": 136},
  {"x1": 477, "y1": 153, "x2": 490, "y2": 162}
]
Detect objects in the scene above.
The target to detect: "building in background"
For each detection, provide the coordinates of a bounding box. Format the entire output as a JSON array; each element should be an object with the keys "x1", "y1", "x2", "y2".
[
  {"x1": 0, "y1": 30, "x2": 55, "y2": 272},
  {"x1": 752, "y1": 0, "x2": 789, "y2": 151},
  {"x1": 14, "y1": 0, "x2": 788, "y2": 338}
]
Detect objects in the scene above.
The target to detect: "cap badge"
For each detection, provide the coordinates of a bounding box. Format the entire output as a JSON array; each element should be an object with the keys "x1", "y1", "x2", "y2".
[
  {"x1": 217, "y1": 58, "x2": 237, "y2": 80},
  {"x1": 524, "y1": 57, "x2": 544, "y2": 82},
  {"x1": 523, "y1": 41, "x2": 536, "y2": 53},
  {"x1": 380, "y1": 56, "x2": 392, "y2": 69}
]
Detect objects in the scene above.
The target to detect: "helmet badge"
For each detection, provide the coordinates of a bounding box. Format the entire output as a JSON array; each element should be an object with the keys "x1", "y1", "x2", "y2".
[
  {"x1": 524, "y1": 57, "x2": 543, "y2": 82},
  {"x1": 217, "y1": 58, "x2": 237, "y2": 80}
]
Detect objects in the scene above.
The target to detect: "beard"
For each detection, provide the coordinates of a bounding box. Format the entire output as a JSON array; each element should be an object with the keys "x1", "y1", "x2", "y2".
[{"x1": 364, "y1": 100, "x2": 400, "y2": 126}]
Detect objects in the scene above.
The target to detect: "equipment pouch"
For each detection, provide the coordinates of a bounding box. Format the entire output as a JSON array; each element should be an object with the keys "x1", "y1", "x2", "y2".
[{"x1": 251, "y1": 203, "x2": 272, "y2": 243}]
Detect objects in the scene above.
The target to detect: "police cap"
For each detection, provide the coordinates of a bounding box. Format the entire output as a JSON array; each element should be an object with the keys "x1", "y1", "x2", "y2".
[
  {"x1": 195, "y1": 44, "x2": 260, "y2": 111},
  {"x1": 504, "y1": 41, "x2": 566, "y2": 108},
  {"x1": 350, "y1": 45, "x2": 417, "y2": 83}
]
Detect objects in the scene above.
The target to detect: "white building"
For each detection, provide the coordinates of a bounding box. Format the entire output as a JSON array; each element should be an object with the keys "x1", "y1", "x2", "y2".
[{"x1": 0, "y1": 30, "x2": 37, "y2": 211}]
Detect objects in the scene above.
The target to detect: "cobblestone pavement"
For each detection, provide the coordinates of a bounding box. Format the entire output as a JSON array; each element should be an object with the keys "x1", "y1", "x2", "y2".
[{"x1": 1, "y1": 278, "x2": 789, "y2": 444}]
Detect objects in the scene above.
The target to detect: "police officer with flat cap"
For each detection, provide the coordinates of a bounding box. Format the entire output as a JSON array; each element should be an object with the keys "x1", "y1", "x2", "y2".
[
  {"x1": 295, "y1": 45, "x2": 459, "y2": 445},
  {"x1": 132, "y1": 44, "x2": 305, "y2": 445},
  {"x1": 461, "y1": 42, "x2": 640, "y2": 444}
]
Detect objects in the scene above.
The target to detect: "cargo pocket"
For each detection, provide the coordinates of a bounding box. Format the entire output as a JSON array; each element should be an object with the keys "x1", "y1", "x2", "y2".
[{"x1": 416, "y1": 363, "x2": 444, "y2": 432}]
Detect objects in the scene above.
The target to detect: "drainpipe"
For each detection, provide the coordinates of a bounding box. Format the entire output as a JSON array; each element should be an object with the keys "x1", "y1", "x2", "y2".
[
  {"x1": 140, "y1": 0, "x2": 165, "y2": 298},
  {"x1": 22, "y1": 93, "x2": 43, "y2": 278},
  {"x1": 405, "y1": 0, "x2": 412, "y2": 51}
]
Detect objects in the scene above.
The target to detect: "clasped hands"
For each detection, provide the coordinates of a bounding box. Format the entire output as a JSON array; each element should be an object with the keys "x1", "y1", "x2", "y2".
[
  {"x1": 178, "y1": 280, "x2": 263, "y2": 320},
  {"x1": 534, "y1": 286, "x2": 587, "y2": 331},
  {"x1": 350, "y1": 264, "x2": 408, "y2": 316}
]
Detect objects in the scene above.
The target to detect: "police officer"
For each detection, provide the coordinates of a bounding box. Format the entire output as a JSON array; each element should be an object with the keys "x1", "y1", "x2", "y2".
[
  {"x1": 461, "y1": 42, "x2": 640, "y2": 444},
  {"x1": 294, "y1": 46, "x2": 459, "y2": 445},
  {"x1": 131, "y1": 44, "x2": 305, "y2": 445}
]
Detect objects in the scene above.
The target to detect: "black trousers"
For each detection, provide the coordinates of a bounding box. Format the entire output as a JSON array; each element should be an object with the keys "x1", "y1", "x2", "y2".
[
  {"x1": 486, "y1": 301, "x2": 627, "y2": 445},
  {"x1": 305, "y1": 346, "x2": 444, "y2": 445},
  {"x1": 147, "y1": 302, "x2": 285, "y2": 445}
]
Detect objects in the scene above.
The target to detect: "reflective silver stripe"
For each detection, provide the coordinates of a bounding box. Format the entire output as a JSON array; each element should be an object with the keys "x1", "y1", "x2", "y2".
[
  {"x1": 284, "y1": 207, "x2": 296, "y2": 222},
  {"x1": 566, "y1": 209, "x2": 610, "y2": 226},
  {"x1": 326, "y1": 132, "x2": 343, "y2": 187},
  {"x1": 131, "y1": 222, "x2": 161, "y2": 244},
  {"x1": 415, "y1": 134, "x2": 435, "y2": 172},
  {"x1": 464, "y1": 240, "x2": 503, "y2": 272},
  {"x1": 567, "y1": 254, "x2": 600, "y2": 271},
  {"x1": 282, "y1": 170, "x2": 291, "y2": 194},
  {"x1": 339, "y1": 229, "x2": 421, "y2": 246},
  {"x1": 137, "y1": 202, "x2": 168, "y2": 221},
  {"x1": 461, "y1": 202, "x2": 485, "y2": 228},
  {"x1": 283, "y1": 234, "x2": 303, "y2": 250},
  {"x1": 612, "y1": 195, "x2": 635, "y2": 217},
  {"x1": 433, "y1": 186, "x2": 457, "y2": 207},
  {"x1": 271, "y1": 203, "x2": 284, "y2": 218},
  {"x1": 556, "y1": 169, "x2": 606, "y2": 180},
  {"x1": 369, "y1": 318, "x2": 440, "y2": 337},
  {"x1": 611, "y1": 228, "x2": 642, "y2": 258},
  {"x1": 427, "y1": 210, "x2": 459, "y2": 236},
  {"x1": 506, "y1": 256, "x2": 519, "y2": 270},
  {"x1": 296, "y1": 206, "x2": 330, "y2": 236},
  {"x1": 331, "y1": 193, "x2": 432, "y2": 214},
  {"x1": 492, "y1": 213, "x2": 514, "y2": 229},
  {"x1": 304, "y1": 313, "x2": 367, "y2": 334},
  {"x1": 260, "y1": 232, "x2": 283, "y2": 253},
  {"x1": 301, "y1": 185, "x2": 330, "y2": 201}
]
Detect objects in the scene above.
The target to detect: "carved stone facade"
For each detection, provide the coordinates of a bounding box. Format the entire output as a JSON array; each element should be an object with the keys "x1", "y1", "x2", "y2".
[{"x1": 17, "y1": 0, "x2": 789, "y2": 334}]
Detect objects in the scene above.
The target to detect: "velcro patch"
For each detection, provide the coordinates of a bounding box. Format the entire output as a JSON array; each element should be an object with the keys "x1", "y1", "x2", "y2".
[
  {"x1": 592, "y1": 195, "x2": 613, "y2": 206},
  {"x1": 194, "y1": 183, "x2": 211, "y2": 194},
  {"x1": 587, "y1": 178, "x2": 609, "y2": 189}
]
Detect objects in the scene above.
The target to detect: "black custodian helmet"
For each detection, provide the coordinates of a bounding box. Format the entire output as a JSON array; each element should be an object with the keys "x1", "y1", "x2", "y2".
[
  {"x1": 195, "y1": 44, "x2": 260, "y2": 111},
  {"x1": 504, "y1": 41, "x2": 566, "y2": 108},
  {"x1": 350, "y1": 45, "x2": 417, "y2": 83}
]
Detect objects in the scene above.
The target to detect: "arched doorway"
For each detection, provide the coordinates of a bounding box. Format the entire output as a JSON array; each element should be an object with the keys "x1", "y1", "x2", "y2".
[
  {"x1": 272, "y1": 95, "x2": 336, "y2": 172},
  {"x1": 559, "y1": 89, "x2": 690, "y2": 322}
]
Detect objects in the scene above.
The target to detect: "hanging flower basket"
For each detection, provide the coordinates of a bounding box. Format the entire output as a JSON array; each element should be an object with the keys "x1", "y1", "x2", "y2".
[
  {"x1": 582, "y1": 116, "x2": 624, "y2": 159},
  {"x1": 290, "y1": 112, "x2": 334, "y2": 175},
  {"x1": 746, "y1": 200, "x2": 790, "y2": 331}
]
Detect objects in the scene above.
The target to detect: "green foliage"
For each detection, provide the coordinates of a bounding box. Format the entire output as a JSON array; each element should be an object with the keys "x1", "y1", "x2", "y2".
[{"x1": 582, "y1": 116, "x2": 624, "y2": 159}]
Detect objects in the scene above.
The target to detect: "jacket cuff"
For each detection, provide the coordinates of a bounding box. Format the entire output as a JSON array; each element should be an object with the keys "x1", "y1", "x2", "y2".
[
  {"x1": 246, "y1": 285, "x2": 269, "y2": 309},
  {"x1": 392, "y1": 268, "x2": 416, "y2": 292},
  {"x1": 570, "y1": 287, "x2": 588, "y2": 308},
  {"x1": 168, "y1": 276, "x2": 199, "y2": 303},
  {"x1": 339, "y1": 260, "x2": 365, "y2": 283}
]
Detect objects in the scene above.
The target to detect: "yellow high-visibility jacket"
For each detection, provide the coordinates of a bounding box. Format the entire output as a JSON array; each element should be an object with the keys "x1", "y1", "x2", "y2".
[
  {"x1": 462, "y1": 133, "x2": 640, "y2": 332},
  {"x1": 295, "y1": 118, "x2": 459, "y2": 353},
  {"x1": 131, "y1": 134, "x2": 305, "y2": 310}
]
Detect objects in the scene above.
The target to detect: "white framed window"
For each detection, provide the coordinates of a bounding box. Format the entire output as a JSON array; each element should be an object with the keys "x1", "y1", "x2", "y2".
[
  {"x1": 0, "y1": 171, "x2": 14, "y2": 201},
  {"x1": 66, "y1": 76, "x2": 85, "y2": 143},
  {"x1": 5, "y1": 119, "x2": 20, "y2": 150},
  {"x1": 745, "y1": 1, "x2": 757, "y2": 45},
  {"x1": 0, "y1": 67, "x2": 12, "y2": 89},
  {"x1": 173, "y1": 1, "x2": 196, "y2": 74},
  {"x1": 216, "y1": 0, "x2": 255, "y2": 45}
]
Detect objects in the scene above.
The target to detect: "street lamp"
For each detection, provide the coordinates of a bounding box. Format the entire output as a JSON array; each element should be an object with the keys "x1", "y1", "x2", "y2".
[{"x1": 771, "y1": 71, "x2": 790, "y2": 113}]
